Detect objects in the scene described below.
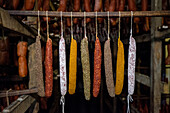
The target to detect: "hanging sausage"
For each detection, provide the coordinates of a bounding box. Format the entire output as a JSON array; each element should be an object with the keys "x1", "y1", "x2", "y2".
[
  {"x1": 115, "y1": 12, "x2": 125, "y2": 95},
  {"x1": 24, "y1": 0, "x2": 35, "y2": 10},
  {"x1": 59, "y1": 12, "x2": 67, "y2": 113},
  {"x1": 45, "y1": 11, "x2": 53, "y2": 98},
  {"x1": 93, "y1": 12, "x2": 102, "y2": 97},
  {"x1": 17, "y1": 41, "x2": 28, "y2": 77},
  {"x1": 104, "y1": 12, "x2": 115, "y2": 97},
  {"x1": 12, "y1": 0, "x2": 20, "y2": 9},
  {"x1": 142, "y1": 0, "x2": 149, "y2": 31},
  {"x1": 73, "y1": 0, "x2": 80, "y2": 24},
  {"x1": 28, "y1": 12, "x2": 45, "y2": 97},
  {"x1": 127, "y1": 11, "x2": 136, "y2": 113},
  {"x1": 84, "y1": 0, "x2": 91, "y2": 23},
  {"x1": 69, "y1": 12, "x2": 77, "y2": 94},
  {"x1": 109, "y1": 0, "x2": 116, "y2": 26},
  {"x1": 81, "y1": 12, "x2": 91, "y2": 100}
]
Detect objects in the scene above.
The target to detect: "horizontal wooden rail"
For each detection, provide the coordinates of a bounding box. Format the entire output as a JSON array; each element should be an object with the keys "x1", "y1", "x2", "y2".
[
  {"x1": 2, "y1": 95, "x2": 35, "y2": 113},
  {"x1": 0, "y1": 88, "x2": 38, "y2": 98},
  {"x1": 7, "y1": 10, "x2": 170, "y2": 17}
]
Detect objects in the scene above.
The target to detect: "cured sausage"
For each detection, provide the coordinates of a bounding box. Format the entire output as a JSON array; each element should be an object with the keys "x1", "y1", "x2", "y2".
[
  {"x1": 18, "y1": 57, "x2": 27, "y2": 77},
  {"x1": 84, "y1": 0, "x2": 91, "y2": 23},
  {"x1": 12, "y1": 0, "x2": 20, "y2": 9},
  {"x1": 73, "y1": 0, "x2": 80, "y2": 24},
  {"x1": 57, "y1": 0, "x2": 67, "y2": 12},
  {"x1": 25, "y1": 0, "x2": 35, "y2": 10},
  {"x1": 81, "y1": 38, "x2": 91, "y2": 100},
  {"x1": 0, "y1": 37, "x2": 9, "y2": 65},
  {"x1": 17, "y1": 41, "x2": 28, "y2": 77},
  {"x1": 142, "y1": 0, "x2": 149, "y2": 31},
  {"x1": 115, "y1": 37, "x2": 124, "y2": 95},
  {"x1": 93, "y1": 37, "x2": 102, "y2": 97},
  {"x1": 94, "y1": 0, "x2": 103, "y2": 23},
  {"x1": 69, "y1": 38, "x2": 77, "y2": 94},
  {"x1": 104, "y1": 0, "x2": 109, "y2": 11},
  {"x1": 0, "y1": 0, "x2": 3, "y2": 7},
  {"x1": 45, "y1": 38, "x2": 53, "y2": 98},
  {"x1": 67, "y1": 18, "x2": 71, "y2": 27},
  {"x1": 119, "y1": 0, "x2": 125, "y2": 11},
  {"x1": 128, "y1": 0, "x2": 140, "y2": 33},
  {"x1": 109, "y1": 0, "x2": 116, "y2": 26},
  {"x1": 104, "y1": 39, "x2": 115, "y2": 97},
  {"x1": 43, "y1": 0, "x2": 50, "y2": 21},
  {"x1": 116, "y1": 0, "x2": 119, "y2": 11}
]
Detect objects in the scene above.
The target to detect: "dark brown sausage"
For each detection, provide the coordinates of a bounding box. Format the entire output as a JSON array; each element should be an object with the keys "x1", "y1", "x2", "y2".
[
  {"x1": 94, "y1": 0, "x2": 103, "y2": 23},
  {"x1": 12, "y1": 0, "x2": 19, "y2": 9},
  {"x1": 43, "y1": 0, "x2": 50, "y2": 21},
  {"x1": 73, "y1": 0, "x2": 80, "y2": 24},
  {"x1": 104, "y1": 0, "x2": 109, "y2": 11},
  {"x1": 128, "y1": 0, "x2": 140, "y2": 33},
  {"x1": 25, "y1": 0, "x2": 35, "y2": 10},
  {"x1": 84, "y1": 0, "x2": 91, "y2": 23},
  {"x1": 116, "y1": 0, "x2": 119, "y2": 10},
  {"x1": 119, "y1": 0, "x2": 125, "y2": 11},
  {"x1": 0, "y1": 0, "x2": 3, "y2": 7},
  {"x1": 45, "y1": 38, "x2": 53, "y2": 98},
  {"x1": 109, "y1": 0, "x2": 116, "y2": 26},
  {"x1": 57, "y1": 0, "x2": 67, "y2": 11},
  {"x1": 142, "y1": 0, "x2": 149, "y2": 31}
]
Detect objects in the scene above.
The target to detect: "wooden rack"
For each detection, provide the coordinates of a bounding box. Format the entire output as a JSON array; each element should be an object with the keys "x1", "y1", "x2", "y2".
[
  {"x1": 7, "y1": 10, "x2": 170, "y2": 17},
  {"x1": 0, "y1": 88, "x2": 38, "y2": 98}
]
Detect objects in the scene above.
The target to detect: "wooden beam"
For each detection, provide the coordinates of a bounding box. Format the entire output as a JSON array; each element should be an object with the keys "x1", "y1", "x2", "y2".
[
  {"x1": 0, "y1": 8, "x2": 35, "y2": 38},
  {"x1": 150, "y1": 0, "x2": 162, "y2": 112},
  {"x1": 135, "y1": 73, "x2": 150, "y2": 87},
  {"x1": 2, "y1": 95, "x2": 36, "y2": 113},
  {"x1": 7, "y1": 10, "x2": 170, "y2": 17},
  {"x1": 0, "y1": 88, "x2": 38, "y2": 98}
]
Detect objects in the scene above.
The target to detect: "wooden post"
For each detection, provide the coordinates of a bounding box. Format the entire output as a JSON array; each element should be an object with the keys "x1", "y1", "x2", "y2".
[{"x1": 150, "y1": 0, "x2": 162, "y2": 113}]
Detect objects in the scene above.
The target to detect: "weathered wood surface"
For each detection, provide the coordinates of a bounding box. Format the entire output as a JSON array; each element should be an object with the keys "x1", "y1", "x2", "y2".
[
  {"x1": 150, "y1": 0, "x2": 162, "y2": 112},
  {"x1": 135, "y1": 73, "x2": 150, "y2": 87},
  {"x1": 0, "y1": 8, "x2": 35, "y2": 38},
  {"x1": 0, "y1": 88, "x2": 38, "y2": 98},
  {"x1": 2, "y1": 95, "x2": 36, "y2": 113},
  {"x1": 7, "y1": 10, "x2": 170, "y2": 17}
]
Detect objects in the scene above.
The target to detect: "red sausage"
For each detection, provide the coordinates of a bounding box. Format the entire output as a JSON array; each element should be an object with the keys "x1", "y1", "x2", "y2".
[
  {"x1": 73, "y1": 0, "x2": 80, "y2": 24},
  {"x1": 13, "y1": 0, "x2": 20, "y2": 9},
  {"x1": 25, "y1": 0, "x2": 35, "y2": 10},
  {"x1": 45, "y1": 38, "x2": 53, "y2": 98},
  {"x1": 142, "y1": 0, "x2": 149, "y2": 31},
  {"x1": 109, "y1": 0, "x2": 116, "y2": 26},
  {"x1": 57, "y1": 0, "x2": 67, "y2": 11},
  {"x1": 84, "y1": 0, "x2": 91, "y2": 23}
]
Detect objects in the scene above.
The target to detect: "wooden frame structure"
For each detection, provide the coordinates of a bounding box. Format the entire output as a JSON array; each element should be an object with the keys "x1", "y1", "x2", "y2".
[{"x1": 0, "y1": 0, "x2": 170, "y2": 112}]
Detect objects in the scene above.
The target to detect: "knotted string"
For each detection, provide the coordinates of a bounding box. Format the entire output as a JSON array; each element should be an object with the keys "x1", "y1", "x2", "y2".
[
  {"x1": 46, "y1": 11, "x2": 49, "y2": 39},
  {"x1": 38, "y1": 10, "x2": 40, "y2": 37},
  {"x1": 71, "y1": 12, "x2": 73, "y2": 39},
  {"x1": 60, "y1": 95, "x2": 65, "y2": 113},
  {"x1": 84, "y1": 12, "x2": 87, "y2": 39},
  {"x1": 119, "y1": 11, "x2": 121, "y2": 38},
  {"x1": 130, "y1": 11, "x2": 133, "y2": 37},
  {"x1": 61, "y1": 11, "x2": 63, "y2": 38},
  {"x1": 127, "y1": 94, "x2": 133, "y2": 113},
  {"x1": 107, "y1": 11, "x2": 110, "y2": 40},
  {"x1": 95, "y1": 11, "x2": 97, "y2": 39}
]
